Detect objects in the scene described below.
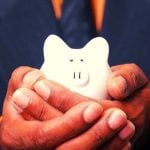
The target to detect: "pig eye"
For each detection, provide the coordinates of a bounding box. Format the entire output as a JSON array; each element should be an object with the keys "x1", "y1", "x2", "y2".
[
  {"x1": 70, "y1": 59, "x2": 74, "y2": 62},
  {"x1": 80, "y1": 59, "x2": 84, "y2": 62}
]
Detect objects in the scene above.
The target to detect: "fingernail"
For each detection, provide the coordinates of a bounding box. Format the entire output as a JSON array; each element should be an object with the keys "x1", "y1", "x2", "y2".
[
  {"x1": 111, "y1": 76, "x2": 128, "y2": 97},
  {"x1": 23, "y1": 70, "x2": 44, "y2": 87},
  {"x1": 34, "y1": 80, "x2": 51, "y2": 100},
  {"x1": 119, "y1": 122, "x2": 135, "y2": 140},
  {"x1": 122, "y1": 142, "x2": 132, "y2": 150},
  {"x1": 83, "y1": 103, "x2": 103, "y2": 123},
  {"x1": 13, "y1": 88, "x2": 31, "y2": 109},
  {"x1": 108, "y1": 110, "x2": 127, "y2": 130}
]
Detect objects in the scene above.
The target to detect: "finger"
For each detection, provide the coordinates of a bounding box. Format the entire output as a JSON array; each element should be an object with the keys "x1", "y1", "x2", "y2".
[
  {"x1": 12, "y1": 88, "x2": 63, "y2": 120},
  {"x1": 33, "y1": 78, "x2": 131, "y2": 114},
  {"x1": 34, "y1": 79, "x2": 91, "y2": 112},
  {"x1": 7, "y1": 66, "x2": 34, "y2": 92},
  {"x1": 33, "y1": 79, "x2": 123, "y2": 113},
  {"x1": 100, "y1": 121, "x2": 135, "y2": 150},
  {"x1": 29, "y1": 101, "x2": 103, "y2": 149},
  {"x1": 22, "y1": 69, "x2": 46, "y2": 89},
  {"x1": 2, "y1": 100, "x2": 103, "y2": 149},
  {"x1": 4, "y1": 68, "x2": 48, "y2": 120},
  {"x1": 7, "y1": 67, "x2": 45, "y2": 97},
  {"x1": 107, "y1": 63, "x2": 148, "y2": 100},
  {"x1": 56, "y1": 108, "x2": 127, "y2": 150},
  {"x1": 1, "y1": 94, "x2": 39, "y2": 149},
  {"x1": 24, "y1": 71, "x2": 103, "y2": 113}
]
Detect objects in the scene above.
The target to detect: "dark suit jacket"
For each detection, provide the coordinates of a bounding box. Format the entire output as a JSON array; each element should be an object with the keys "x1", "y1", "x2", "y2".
[{"x1": 0, "y1": 0, "x2": 150, "y2": 149}]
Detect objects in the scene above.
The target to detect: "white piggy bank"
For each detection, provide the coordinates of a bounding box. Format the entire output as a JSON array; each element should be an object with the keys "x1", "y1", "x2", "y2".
[{"x1": 41, "y1": 35, "x2": 111, "y2": 101}]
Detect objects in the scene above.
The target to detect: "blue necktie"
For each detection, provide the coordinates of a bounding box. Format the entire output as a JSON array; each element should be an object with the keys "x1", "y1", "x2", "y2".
[{"x1": 60, "y1": 0, "x2": 97, "y2": 48}]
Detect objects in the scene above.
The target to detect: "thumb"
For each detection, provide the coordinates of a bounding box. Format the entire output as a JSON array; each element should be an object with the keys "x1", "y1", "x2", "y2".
[{"x1": 107, "y1": 64, "x2": 148, "y2": 100}]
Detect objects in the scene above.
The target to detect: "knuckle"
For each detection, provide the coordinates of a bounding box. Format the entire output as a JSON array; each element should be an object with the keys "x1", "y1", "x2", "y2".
[
  {"x1": 130, "y1": 71, "x2": 137, "y2": 87},
  {"x1": 125, "y1": 63, "x2": 147, "y2": 86},
  {"x1": 33, "y1": 127, "x2": 50, "y2": 149},
  {"x1": 56, "y1": 91, "x2": 72, "y2": 112},
  {"x1": 92, "y1": 126, "x2": 106, "y2": 145},
  {"x1": 37, "y1": 103, "x2": 47, "y2": 121},
  {"x1": 57, "y1": 99, "x2": 69, "y2": 112},
  {"x1": 124, "y1": 64, "x2": 141, "y2": 88}
]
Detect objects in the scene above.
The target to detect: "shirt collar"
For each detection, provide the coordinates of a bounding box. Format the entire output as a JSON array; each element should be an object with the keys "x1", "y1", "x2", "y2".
[{"x1": 51, "y1": 0, "x2": 106, "y2": 32}]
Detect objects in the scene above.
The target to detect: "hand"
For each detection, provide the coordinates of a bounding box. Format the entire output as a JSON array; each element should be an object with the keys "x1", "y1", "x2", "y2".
[
  {"x1": 0, "y1": 67, "x2": 133, "y2": 150},
  {"x1": 32, "y1": 63, "x2": 148, "y2": 149},
  {"x1": 23, "y1": 67, "x2": 134, "y2": 149},
  {"x1": 0, "y1": 67, "x2": 105, "y2": 149},
  {"x1": 33, "y1": 82, "x2": 134, "y2": 150},
  {"x1": 55, "y1": 63, "x2": 150, "y2": 149},
  {"x1": 106, "y1": 63, "x2": 150, "y2": 148}
]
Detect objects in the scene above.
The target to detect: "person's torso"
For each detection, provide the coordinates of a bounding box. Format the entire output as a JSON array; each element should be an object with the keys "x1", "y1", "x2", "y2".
[{"x1": 0, "y1": 4, "x2": 150, "y2": 147}]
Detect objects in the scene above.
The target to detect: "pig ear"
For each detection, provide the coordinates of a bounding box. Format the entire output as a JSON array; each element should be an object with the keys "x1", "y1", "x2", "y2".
[
  {"x1": 84, "y1": 37, "x2": 109, "y2": 62},
  {"x1": 43, "y1": 35, "x2": 69, "y2": 61}
]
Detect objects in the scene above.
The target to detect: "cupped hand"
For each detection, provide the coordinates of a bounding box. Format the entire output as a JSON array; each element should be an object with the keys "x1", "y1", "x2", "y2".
[
  {"x1": 1, "y1": 80, "x2": 103, "y2": 149},
  {"x1": 0, "y1": 66, "x2": 134, "y2": 150},
  {"x1": 22, "y1": 67, "x2": 135, "y2": 149},
  {"x1": 31, "y1": 63, "x2": 149, "y2": 149}
]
